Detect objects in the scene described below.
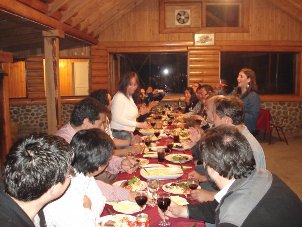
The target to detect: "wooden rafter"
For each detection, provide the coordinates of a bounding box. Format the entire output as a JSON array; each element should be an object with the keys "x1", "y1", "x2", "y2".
[
  {"x1": 267, "y1": 0, "x2": 302, "y2": 24},
  {"x1": 92, "y1": 0, "x2": 145, "y2": 36},
  {"x1": 0, "y1": 0, "x2": 98, "y2": 44},
  {"x1": 60, "y1": 0, "x2": 87, "y2": 22},
  {"x1": 48, "y1": 0, "x2": 69, "y2": 15}
]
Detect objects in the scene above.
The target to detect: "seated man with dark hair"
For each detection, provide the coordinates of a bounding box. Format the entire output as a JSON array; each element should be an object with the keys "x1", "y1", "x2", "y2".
[
  {"x1": 160, "y1": 125, "x2": 302, "y2": 226},
  {"x1": 56, "y1": 97, "x2": 138, "y2": 184},
  {"x1": 43, "y1": 129, "x2": 119, "y2": 226},
  {"x1": 0, "y1": 134, "x2": 73, "y2": 226}
]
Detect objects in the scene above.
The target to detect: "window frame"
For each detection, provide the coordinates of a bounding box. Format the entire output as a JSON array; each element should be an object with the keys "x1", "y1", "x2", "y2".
[{"x1": 219, "y1": 43, "x2": 302, "y2": 102}]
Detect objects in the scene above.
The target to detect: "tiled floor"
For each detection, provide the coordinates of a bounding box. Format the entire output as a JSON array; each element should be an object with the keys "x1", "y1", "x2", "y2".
[{"x1": 258, "y1": 133, "x2": 302, "y2": 200}]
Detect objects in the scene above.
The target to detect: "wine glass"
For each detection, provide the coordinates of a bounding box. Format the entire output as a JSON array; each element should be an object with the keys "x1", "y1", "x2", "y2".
[
  {"x1": 154, "y1": 130, "x2": 160, "y2": 138},
  {"x1": 188, "y1": 177, "x2": 199, "y2": 200},
  {"x1": 135, "y1": 190, "x2": 148, "y2": 210},
  {"x1": 148, "y1": 179, "x2": 160, "y2": 205},
  {"x1": 144, "y1": 137, "x2": 151, "y2": 147},
  {"x1": 157, "y1": 191, "x2": 171, "y2": 226}
]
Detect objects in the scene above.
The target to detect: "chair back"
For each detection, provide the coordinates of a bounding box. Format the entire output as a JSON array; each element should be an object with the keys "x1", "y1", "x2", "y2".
[{"x1": 256, "y1": 108, "x2": 272, "y2": 131}]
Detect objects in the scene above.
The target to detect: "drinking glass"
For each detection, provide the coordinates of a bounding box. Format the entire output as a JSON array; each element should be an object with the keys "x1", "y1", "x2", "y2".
[
  {"x1": 157, "y1": 192, "x2": 171, "y2": 226},
  {"x1": 154, "y1": 130, "x2": 160, "y2": 138},
  {"x1": 147, "y1": 179, "x2": 160, "y2": 205},
  {"x1": 144, "y1": 137, "x2": 151, "y2": 147},
  {"x1": 188, "y1": 177, "x2": 199, "y2": 200},
  {"x1": 150, "y1": 120, "x2": 156, "y2": 128},
  {"x1": 135, "y1": 190, "x2": 148, "y2": 209},
  {"x1": 157, "y1": 148, "x2": 165, "y2": 162}
]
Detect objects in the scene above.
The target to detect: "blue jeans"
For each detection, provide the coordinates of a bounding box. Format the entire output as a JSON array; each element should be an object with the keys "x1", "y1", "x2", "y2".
[{"x1": 112, "y1": 131, "x2": 132, "y2": 148}]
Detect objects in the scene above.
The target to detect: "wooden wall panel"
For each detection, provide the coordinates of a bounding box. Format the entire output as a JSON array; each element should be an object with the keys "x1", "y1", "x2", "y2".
[
  {"x1": 26, "y1": 56, "x2": 45, "y2": 99},
  {"x1": 8, "y1": 62, "x2": 26, "y2": 98},
  {"x1": 90, "y1": 45, "x2": 109, "y2": 92},
  {"x1": 59, "y1": 59, "x2": 73, "y2": 96},
  {"x1": 98, "y1": 0, "x2": 302, "y2": 42},
  {"x1": 188, "y1": 48, "x2": 220, "y2": 88}
]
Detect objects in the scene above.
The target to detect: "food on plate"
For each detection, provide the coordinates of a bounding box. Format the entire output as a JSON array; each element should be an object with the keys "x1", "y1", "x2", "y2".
[
  {"x1": 99, "y1": 214, "x2": 136, "y2": 227},
  {"x1": 173, "y1": 143, "x2": 183, "y2": 149},
  {"x1": 139, "y1": 158, "x2": 149, "y2": 166},
  {"x1": 171, "y1": 196, "x2": 189, "y2": 205},
  {"x1": 179, "y1": 130, "x2": 190, "y2": 140},
  {"x1": 121, "y1": 177, "x2": 145, "y2": 191},
  {"x1": 163, "y1": 181, "x2": 190, "y2": 194},
  {"x1": 139, "y1": 129, "x2": 155, "y2": 135},
  {"x1": 171, "y1": 154, "x2": 190, "y2": 162},
  {"x1": 112, "y1": 201, "x2": 142, "y2": 214}
]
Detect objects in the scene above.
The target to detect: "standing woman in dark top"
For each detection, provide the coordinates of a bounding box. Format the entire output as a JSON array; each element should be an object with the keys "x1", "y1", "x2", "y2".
[
  {"x1": 184, "y1": 87, "x2": 199, "y2": 113},
  {"x1": 234, "y1": 68, "x2": 260, "y2": 133}
]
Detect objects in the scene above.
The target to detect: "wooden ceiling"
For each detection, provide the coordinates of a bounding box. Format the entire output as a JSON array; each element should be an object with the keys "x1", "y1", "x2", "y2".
[
  {"x1": 0, "y1": 0, "x2": 145, "y2": 53},
  {"x1": 0, "y1": 0, "x2": 302, "y2": 54}
]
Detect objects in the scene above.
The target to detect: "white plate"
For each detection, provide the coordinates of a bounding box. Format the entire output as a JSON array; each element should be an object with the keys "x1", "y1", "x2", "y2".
[
  {"x1": 143, "y1": 152, "x2": 157, "y2": 158},
  {"x1": 99, "y1": 214, "x2": 136, "y2": 226},
  {"x1": 172, "y1": 143, "x2": 191, "y2": 151},
  {"x1": 165, "y1": 154, "x2": 193, "y2": 164},
  {"x1": 162, "y1": 182, "x2": 201, "y2": 195},
  {"x1": 171, "y1": 196, "x2": 189, "y2": 205},
  {"x1": 112, "y1": 179, "x2": 148, "y2": 191},
  {"x1": 150, "y1": 146, "x2": 167, "y2": 151},
  {"x1": 139, "y1": 129, "x2": 155, "y2": 135},
  {"x1": 112, "y1": 201, "x2": 143, "y2": 214},
  {"x1": 143, "y1": 163, "x2": 165, "y2": 168},
  {"x1": 140, "y1": 167, "x2": 183, "y2": 180}
]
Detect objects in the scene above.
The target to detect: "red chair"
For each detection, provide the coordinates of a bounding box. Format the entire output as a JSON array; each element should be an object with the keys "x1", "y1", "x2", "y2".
[
  {"x1": 256, "y1": 108, "x2": 288, "y2": 145},
  {"x1": 256, "y1": 108, "x2": 273, "y2": 143}
]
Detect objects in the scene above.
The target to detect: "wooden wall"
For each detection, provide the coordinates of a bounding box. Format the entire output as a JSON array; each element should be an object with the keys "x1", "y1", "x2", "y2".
[{"x1": 90, "y1": 0, "x2": 302, "y2": 101}]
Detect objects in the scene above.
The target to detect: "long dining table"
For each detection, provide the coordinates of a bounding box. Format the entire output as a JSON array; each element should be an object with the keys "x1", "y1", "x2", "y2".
[{"x1": 100, "y1": 134, "x2": 206, "y2": 227}]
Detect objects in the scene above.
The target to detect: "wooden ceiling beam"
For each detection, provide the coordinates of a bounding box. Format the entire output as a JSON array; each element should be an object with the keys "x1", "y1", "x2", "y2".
[
  {"x1": 60, "y1": 0, "x2": 87, "y2": 22},
  {"x1": 48, "y1": 0, "x2": 69, "y2": 15},
  {"x1": 266, "y1": 0, "x2": 302, "y2": 24},
  {"x1": 93, "y1": 0, "x2": 145, "y2": 36},
  {"x1": 0, "y1": 0, "x2": 98, "y2": 44},
  {"x1": 69, "y1": 1, "x2": 97, "y2": 27}
]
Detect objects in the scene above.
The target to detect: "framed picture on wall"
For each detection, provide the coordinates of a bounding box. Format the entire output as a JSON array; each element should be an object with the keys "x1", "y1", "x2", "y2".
[{"x1": 194, "y1": 33, "x2": 215, "y2": 46}]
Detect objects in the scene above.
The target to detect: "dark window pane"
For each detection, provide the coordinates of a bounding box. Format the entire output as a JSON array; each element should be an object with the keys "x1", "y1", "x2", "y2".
[
  {"x1": 119, "y1": 53, "x2": 187, "y2": 94},
  {"x1": 206, "y1": 4, "x2": 240, "y2": 27},
  {"x1": 221, "y1": 52, "x2": 296, "y2": 94}
]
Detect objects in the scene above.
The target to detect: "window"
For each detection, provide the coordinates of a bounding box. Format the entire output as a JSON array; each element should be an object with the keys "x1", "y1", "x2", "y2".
[
  {"x1": 118, "y1": 53, "x2": 188, "y2": 94},
  {"x1": 206, "y1": 3, "x2": 240, "y2": 27},
  {"x1": 221, "y1": 52, "x2": 296, "y2": 94}
]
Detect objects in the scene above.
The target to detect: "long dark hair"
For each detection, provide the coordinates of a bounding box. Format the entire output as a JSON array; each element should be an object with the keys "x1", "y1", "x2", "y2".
[
  {"x1": 118, "y1": 71, "x2": 140, "y2": 98},
  {"x1": 235, "y1": 68, "x2": 258, "y2": 99}
]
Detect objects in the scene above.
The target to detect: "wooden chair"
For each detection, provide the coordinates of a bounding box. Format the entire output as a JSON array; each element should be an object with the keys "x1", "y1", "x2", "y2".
[{"x1": 256, "y1": 108, "x2": 288, "y2": 145}]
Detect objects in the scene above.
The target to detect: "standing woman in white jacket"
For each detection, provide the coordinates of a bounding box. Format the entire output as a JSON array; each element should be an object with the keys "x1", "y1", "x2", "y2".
[{"x1": 111, "y1": 71, "x2": 149, "y2": 140}]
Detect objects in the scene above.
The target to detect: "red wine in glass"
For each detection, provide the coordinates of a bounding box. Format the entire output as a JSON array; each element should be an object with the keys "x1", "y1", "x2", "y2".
[
  {"x1": 157, "y1": 197, "x2": 171, "y2": 212},
  {"x1": 189, "y1": 183, "x2": 199, "y2": 190},
  {"x1": 150, "y1": 122, "x2": 156, "y2": 128},
  {"x1": 154, "y1": 131, "x2": 160, "y2": 137},
  {"x1": 135, "y1": 193, "x2": 148, "y2": 208},
  {"x1": 144, "y1": 138, "x2": 151, "y2": 147}
]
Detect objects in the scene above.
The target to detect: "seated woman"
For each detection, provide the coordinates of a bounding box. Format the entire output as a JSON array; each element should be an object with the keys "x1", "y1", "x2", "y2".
[
  {"x1": 233, "y1": 68, "x2": 260, "y2": 134},
  {"x1": 43, "y1": 129, "x2": 136, "y2": 227},
  {"x1": 184, "y1": 86, "x2": 198, "y2": 113}
]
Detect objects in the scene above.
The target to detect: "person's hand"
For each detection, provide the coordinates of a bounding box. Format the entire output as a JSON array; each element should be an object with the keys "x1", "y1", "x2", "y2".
[
  {"x1": 158, "y1": 201, "x2": 189, "y2": 219},
  {"x1": 188, "y1": 170, "x2": 207, "y2": 182},
  {"x1": 149, "y1": 101, "x2": 159, "y2": 108},
  {"x1": 139, "y1": 104, "x2": 149, "y2": 115},
  {"x1": 190, "y1": 189, "x2": 216, "y2": 203},
  {"x1": 121, "y1": 156, "x2": 139, "y2": 174},
  {"x1": 137, "y1": 121, "x2": 150, "y2": 129},
  {"x1": 83, "y1": 195, "x2": 92, "y2": 209},
  {"x1": 128, "y1": 191, "x2": 136, "y2": 202},
  {"x1": 188, "y1": 127, "x2": 205, "y2": 143},
  {"x1": 130, "y1": 135, "x2": 142, "y2": 145}
]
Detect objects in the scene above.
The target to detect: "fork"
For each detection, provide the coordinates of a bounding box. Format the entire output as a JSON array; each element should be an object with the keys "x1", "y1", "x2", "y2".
[{"x1": 178, "y1": 161, "x2": 184, "y2": 171}]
